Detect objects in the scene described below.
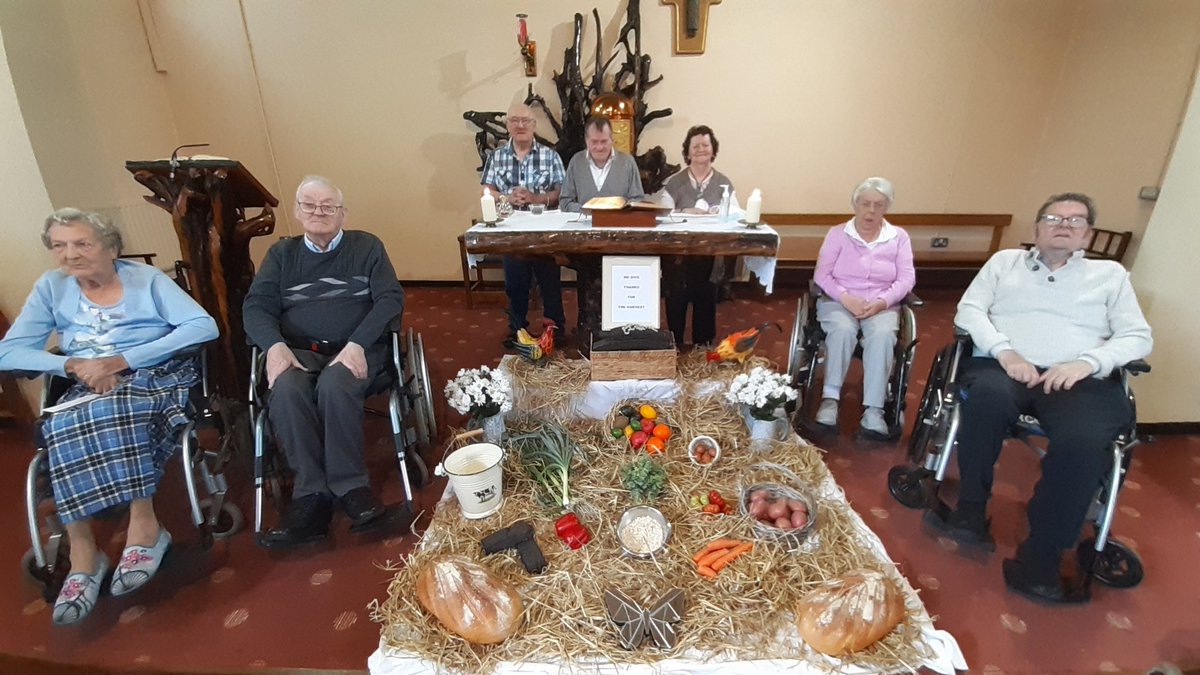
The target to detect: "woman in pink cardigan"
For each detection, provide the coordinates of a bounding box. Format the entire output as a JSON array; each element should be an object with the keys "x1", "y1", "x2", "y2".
[{"x1": 813, "y1": 177, "x2": 915, "y2": 437}]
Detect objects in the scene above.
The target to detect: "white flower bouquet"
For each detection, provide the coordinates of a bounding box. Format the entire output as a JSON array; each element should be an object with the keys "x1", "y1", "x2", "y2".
[
  {"x1": 444, "y1": 365, "x2": 513, "y2": 420},
  {"x1": 726, "y1": 366, "x2": 798, "y2": 421}
]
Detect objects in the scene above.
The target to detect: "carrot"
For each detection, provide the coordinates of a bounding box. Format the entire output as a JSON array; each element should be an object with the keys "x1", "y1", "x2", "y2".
[
  {"x1": 696, "y1": 548, "x2": 729, "y2": 568},
  {"x1": 691, "y1": 538, "x2": 740, "y2": 562},
  {"x1": 710, "y1": 542, "x2": 754, "y2": 572},
  {"x1": 695, "y1": 565, "x2": 718, "y2": 578}
]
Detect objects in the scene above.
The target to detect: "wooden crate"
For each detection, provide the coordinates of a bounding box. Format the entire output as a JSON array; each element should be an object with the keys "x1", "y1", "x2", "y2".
[{"x1": 590, "y1": 333, "x2": 677, "y2": 381}]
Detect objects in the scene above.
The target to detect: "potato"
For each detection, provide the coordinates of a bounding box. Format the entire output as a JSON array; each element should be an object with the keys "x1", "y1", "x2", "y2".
[
  {"x1": 790, "y1": 509, "x2": 808, "y2": 529},
  {"x1": 787, "y1": 499, "x2": 804, "y2": 512},
  {"x1": 774, "y1": 516, "x2": 793, "y2": 530},
  {"x1": 749, "y1": 491, "x2": 767, "y2": 505},
  {"x1": 767, "y1": 501, "x2": 790, "y2": 521},
  {"x1": 749, "y1": 501, "x2": 767, "y2": 518}
]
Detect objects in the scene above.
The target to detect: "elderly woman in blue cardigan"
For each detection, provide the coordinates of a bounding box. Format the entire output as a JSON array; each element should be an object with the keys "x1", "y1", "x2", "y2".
[{"x1": 0, "y1": 209, "x2": 217, "y2": 625}]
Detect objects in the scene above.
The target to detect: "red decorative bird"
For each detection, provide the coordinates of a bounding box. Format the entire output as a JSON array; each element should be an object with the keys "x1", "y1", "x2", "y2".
[
  {"x1": 514, "y1": 320, "x2": 557, "y2": 363},
  {"x1": 706, "y1": 322, "x2": 781, "y2": 363}
]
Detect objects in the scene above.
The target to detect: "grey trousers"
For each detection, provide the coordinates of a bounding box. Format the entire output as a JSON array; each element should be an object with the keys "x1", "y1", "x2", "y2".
[
  {"x1": 268, "y1": 345, "x2": 388, "y2": 499},
  {"x1": 816, "y1": 298, "x2": 899, "y2": 409}
]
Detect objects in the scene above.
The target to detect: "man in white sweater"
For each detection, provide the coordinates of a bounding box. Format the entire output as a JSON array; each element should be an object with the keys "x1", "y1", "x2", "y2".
[{"x1": 931, "y1": 192, "x2": 1152, "y2": 604}]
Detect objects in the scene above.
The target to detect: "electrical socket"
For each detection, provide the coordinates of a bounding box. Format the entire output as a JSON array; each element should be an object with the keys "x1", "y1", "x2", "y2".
[{"x1": 931, "y1": 237, "x2": 949, "y2": 249}]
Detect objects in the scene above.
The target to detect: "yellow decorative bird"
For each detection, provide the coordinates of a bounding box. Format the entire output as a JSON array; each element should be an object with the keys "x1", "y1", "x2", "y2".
[
  {"x1": 513, "y1": 322, "x2": 557, "y2": 364},
  {"x1": 706, "y1": 322, "x2": 781, "y2": 363}
]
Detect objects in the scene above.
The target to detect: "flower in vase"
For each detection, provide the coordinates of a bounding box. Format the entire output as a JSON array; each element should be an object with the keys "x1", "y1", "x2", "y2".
[
  {"x1": 444, "y1": 365, "x2": 513, "y2": 421},
  {"x1": 726, "y1": 366, "x2": 798, "y2": 421}
]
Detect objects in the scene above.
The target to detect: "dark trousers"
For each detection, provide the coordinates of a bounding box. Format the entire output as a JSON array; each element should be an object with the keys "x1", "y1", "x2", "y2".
[
  {"x1": 268, "y1": 344, "x2": 388, "y2": 499},
  {"x1": 502, "y1": 255, "x2": 565, "y2": 336},
  {"x1": 955, "y1": 357, "x2": 1131, "y2": 567},
  {"x1": 664, "y1": 255, "x2": 718, "y2": 346}
]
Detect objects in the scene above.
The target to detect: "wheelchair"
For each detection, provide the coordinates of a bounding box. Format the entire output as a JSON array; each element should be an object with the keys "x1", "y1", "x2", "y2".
[
  {"x1": 23, "y1": 349, "x2": 242, "y2": 602},
  {"x1": 248, "y1": 326, "x2": 436, "y2": 545},
  {"x1": 786, "y1": 280, "x2": 921, "y2": 439},
  {"x1": 887, "y1": 333, "x2": 1150, "y2": 589}
]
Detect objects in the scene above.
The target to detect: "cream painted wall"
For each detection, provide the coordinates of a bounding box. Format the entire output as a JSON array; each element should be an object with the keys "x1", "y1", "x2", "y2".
[
  {"x1": 1129, "y1": 63, "x2": 1200, "y2": 424},
  {"x1": 144, "y1": 0, "x2": 1200, "y2": 280},
  {"x1": 0, "y1": 0, "x2": 178, "y2": 209},
  {"x1": 0, "y1": 27, "x2": 56, "y2": 408}
]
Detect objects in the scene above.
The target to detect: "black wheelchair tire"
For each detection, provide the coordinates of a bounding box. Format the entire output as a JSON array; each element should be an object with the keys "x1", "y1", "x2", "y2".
[
  {"x1": 22, "y1": 544, "x2": 71, "y2": 603},
  {"x1": 1077, "y1": 537, "x2": 1144, "y2": 588},
  {"x1": 887, "y1": 465, "x2": 933, "y2": 510}
]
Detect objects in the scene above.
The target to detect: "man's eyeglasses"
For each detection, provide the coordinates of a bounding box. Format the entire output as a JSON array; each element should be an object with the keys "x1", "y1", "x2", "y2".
[
  {"x1": 507, "y1": 116, "x2": 535, "y2": 127},
  {"x1": 297, "y1": 202, "x2": 344, "y2": 216},
  {"x1": 1039, "y1": 214, "x2": 1089, "y2": 229}
]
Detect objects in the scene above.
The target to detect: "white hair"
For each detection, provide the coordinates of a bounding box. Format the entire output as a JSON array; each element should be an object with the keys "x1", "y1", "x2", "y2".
[
  {"x1": 295, "y1": 175, "x2": 344, "y2": 204},
  {"x1": 42, "y1": 207, "x2": 124, "y2": 254},
  {"x1": 851, "y1": 177, "x2": 894, "y2": 208}
]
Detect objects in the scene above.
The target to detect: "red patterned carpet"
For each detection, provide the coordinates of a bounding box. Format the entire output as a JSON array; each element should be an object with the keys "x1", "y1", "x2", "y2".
[{"x1": 0, "y1": 284, "x2": 1197, "y2": 674}]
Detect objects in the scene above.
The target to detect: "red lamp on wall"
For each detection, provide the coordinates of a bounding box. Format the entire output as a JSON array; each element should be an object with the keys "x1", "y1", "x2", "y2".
[{"x1": 516, "y1": 13, "x2": 536, "y2": 77}]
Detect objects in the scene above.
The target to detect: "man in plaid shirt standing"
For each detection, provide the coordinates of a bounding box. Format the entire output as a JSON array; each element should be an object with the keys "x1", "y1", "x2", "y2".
[{"x1": 481, "y1": 102, "x2": 567, "y2": 345}]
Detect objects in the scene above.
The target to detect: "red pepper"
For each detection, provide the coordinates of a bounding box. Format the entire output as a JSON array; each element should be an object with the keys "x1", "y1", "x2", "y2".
[
  {"x1": 709, "y1": 490, "x2": 725, "y2": 507},
  {"x1": 554, "y1": 513, "x2": 579, "y2": 537},
  {"x1": 562, "y1": 523, "x2": 591, "y2": 549}
]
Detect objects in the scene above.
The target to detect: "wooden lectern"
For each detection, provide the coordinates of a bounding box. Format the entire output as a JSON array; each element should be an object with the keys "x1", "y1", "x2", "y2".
[{"x1": 125, "y1": 158, "x2": 278, "y2": 403}]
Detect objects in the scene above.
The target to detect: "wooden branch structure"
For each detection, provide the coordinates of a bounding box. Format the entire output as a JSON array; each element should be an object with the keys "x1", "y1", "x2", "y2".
[{"x1": 126, "y1": 159, "x2": 278, "y2": 402}]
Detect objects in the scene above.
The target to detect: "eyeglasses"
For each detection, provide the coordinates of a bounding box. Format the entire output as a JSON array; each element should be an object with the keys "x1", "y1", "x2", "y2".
[
  {"x1": 297, "y1": 202, "x2": 344, "y2": 216},
  {"x1": 1039, "y1": 214, "x2": 1089, "y2": 229},
  {"x1": 507, "y1": 116, "x2": 535, "y2": 127}
]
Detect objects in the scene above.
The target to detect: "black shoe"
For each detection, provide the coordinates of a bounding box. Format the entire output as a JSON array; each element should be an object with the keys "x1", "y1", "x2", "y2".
[
  {"x1": 502, "y1": 335, "x2": 518, "y2": 350},
  {"x1": 340, "y1": 487, "x2": 386, "y2": 530},
  {"x1": 1003, "y1": 558, "x2": 1090, "y2": 604},
  {"x1": 924, "y1": 502, "x2": 995, "y2": 551},
  {"x1": 262, "y1": 493, "x2": 332, "y2": 548}
]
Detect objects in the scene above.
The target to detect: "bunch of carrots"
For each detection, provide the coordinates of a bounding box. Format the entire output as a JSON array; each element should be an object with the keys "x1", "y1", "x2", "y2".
[{"x1": 692, "y1": 538, "x2": 753, "y2": 579}]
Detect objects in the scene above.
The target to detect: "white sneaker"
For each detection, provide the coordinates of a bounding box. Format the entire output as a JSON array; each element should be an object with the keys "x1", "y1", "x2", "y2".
[
  {"x1": 861, "y1": 407, "x2": 889, "y2": 435},
  {"x1": 815, "y1": 398, "x2": 839, "y2": 426}
]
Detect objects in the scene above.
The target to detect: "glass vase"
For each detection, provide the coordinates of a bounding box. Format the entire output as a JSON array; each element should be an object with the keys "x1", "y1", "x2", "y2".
[{"x1": 481, "y1": 412, "x2": 507, "y2": 445}]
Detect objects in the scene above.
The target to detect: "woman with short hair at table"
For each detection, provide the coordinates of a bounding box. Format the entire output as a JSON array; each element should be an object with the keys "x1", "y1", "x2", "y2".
[
  {"x1": 0, "y1": 208, "x2": 218, "y2": 625},
  {"x1": 660, "y1": 125, "x2": 739, "y2": 348},
  {"x1": 812, "y1": 177, "x2": 915, "y2": 437}
]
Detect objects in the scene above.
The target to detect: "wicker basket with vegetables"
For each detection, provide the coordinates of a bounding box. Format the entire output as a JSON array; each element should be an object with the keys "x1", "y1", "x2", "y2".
[{"x1": 739, "y1": 463, "x2": 817, "y2": 550}]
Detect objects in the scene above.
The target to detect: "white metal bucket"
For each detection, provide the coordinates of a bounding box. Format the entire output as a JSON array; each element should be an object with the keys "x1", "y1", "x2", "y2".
[{"x1": 435, "y1": 442, "x2": 505, "y2": 519}]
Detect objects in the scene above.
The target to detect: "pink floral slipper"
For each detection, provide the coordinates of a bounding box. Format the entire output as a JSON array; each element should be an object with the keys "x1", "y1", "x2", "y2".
[
  {"x1": 110, "y1": 529, "x2": 171, "y2": 597},
  {"x1": 52, "y1": 553, "x2": 110, "y2": 626}
]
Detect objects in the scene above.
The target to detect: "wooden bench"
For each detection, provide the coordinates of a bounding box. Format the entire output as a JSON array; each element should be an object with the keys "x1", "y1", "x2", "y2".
[{"x1": 765, "y1": 213, "x2": 1012, "y2": 270}]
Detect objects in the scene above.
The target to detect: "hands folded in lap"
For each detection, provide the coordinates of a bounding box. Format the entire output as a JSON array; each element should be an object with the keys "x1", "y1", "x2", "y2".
[
  {"x1": 265, "y1": 341, "x2": 368, "y2": 389},
  {"x1": 65, "y1": 355, "x2": 130, "y2": 394},
  {"x1": 997, "y1": 350, "x2": 1095, "y2": 393}
]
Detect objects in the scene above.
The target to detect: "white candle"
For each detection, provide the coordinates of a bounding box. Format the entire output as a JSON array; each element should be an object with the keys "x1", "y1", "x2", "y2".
[
  {"x1": 481, "y1": 187, "x2": 498, "y2": 223},
  {"x1": 746, "y1": 188, "x2": 762, "y2": 224}
]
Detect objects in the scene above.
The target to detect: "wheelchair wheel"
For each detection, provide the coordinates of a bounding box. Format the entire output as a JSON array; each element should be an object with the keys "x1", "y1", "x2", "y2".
[
  {"x1": 906, "y1": 349, "x2": 951, "y2": 464},
  {"x1": 415, "y1": 332, "x2": 437, "y2": 437},
  {"x1": 1077, "y1": 537, "x2": 1144, "y2": 588},
  {"x1": 21, "y1": 543, "x2": 71, "y2": 603},
  {"x1": 405, "y1": 450, "x2": 431, "y2": 491},
  {"x1": 199, "y1": 498, "x2": 244, "y2": 540},
  {"x1": 887, "y1": 465, "x2": 934, "y2": 509}
]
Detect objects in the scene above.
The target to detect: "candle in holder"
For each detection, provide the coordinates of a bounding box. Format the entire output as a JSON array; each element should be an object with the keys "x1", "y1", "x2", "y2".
[
  {"x1": 745, "y1": 188, "x2": 763, "y2": 225},
  {"x1": 481, "y1": 187, "x2": 498, "y2": 224}
]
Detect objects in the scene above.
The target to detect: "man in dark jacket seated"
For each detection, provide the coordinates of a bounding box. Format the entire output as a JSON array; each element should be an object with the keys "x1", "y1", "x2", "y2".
[{"x1": 243, "y1": 175, "x2": 406, "y2": 547}]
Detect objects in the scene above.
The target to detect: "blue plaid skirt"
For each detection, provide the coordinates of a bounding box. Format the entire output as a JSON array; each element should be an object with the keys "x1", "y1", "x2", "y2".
[{"x1": 42, "y1": 357, "x2": 199, "y2": 524}]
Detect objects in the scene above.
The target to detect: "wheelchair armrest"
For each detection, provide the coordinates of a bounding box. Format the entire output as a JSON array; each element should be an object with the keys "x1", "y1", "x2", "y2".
[
  {"x1": 1122, "y1": 359, "x2": 1150, "y2": 375},
  {"x1": 903, "y1": 291, "x2": 925, "y2": 308},
  {"x1": 248, "y1": 345, "x2": 267, "y2": 406}
]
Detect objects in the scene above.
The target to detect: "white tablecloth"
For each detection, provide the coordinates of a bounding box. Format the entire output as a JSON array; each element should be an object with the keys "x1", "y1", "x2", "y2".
[{"x1": 464, "y1": 211, "x2": 780, "y2": 294}]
